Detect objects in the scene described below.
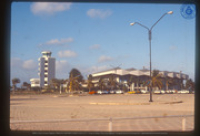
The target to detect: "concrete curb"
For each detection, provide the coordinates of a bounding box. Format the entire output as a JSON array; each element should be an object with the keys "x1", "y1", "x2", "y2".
[{"x1": 89, "y1": 101, "x2": 183, "y2": 105}]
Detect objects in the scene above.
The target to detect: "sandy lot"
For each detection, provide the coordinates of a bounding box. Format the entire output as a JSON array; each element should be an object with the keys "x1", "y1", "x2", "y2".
[{"x1": 10, "y1": 93, "x2": 194, "y2": 132}]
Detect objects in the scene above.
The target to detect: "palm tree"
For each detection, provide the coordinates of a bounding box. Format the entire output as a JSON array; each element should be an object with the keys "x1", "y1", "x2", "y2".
[
  {"x1": 68, "y1": 74, "x2": 81, "y2": 93},
  {"x1": 12, "y1": 78, "x2": 20, "y2": 93},
  {"x1": 152, "y1": 74, "x2": 163, "y2": 91},
  {"x1": 69, "y1": 68, "x2": 83, "y2": 83},
  {"x1": 50, "y1": 78, "x2": 59, "y2": 90},
  {"x1": 134, "y1": 77, "x2": 143, "y2": 92},
  {"x1": 22, "y1": 82, "x2": 31, "y2": 91},
  {"x1": 170, "y1": 78, "x2": 178, "y2": 90},
  {"x1": 68, "y1": 68, "x2": 84, "y2": 93},
  {"x1": 50, "y1": 78, "x2": 65, "y2": 93},
  {"x1": 43, "y1": 85, "x2": 52, "y2": 93},
  {"x1": 87, "y1": 74, "x2": 94, "y2": 92},
  {"x1": 152, "y1": 71, "x2": 163, "y2": 93},
  {"x1": 143, "y1": 70, "x2": 163, "y2": 93},
  {"x1": 163, "y1": 77, "x2": 173, "y2": 92},
  {"x1": 128, "y1": 76, "x2": 142, "y2": 92},
  {"x1": 98, "y1": 77, "x2": 106, "y2": 91},
  {"x1": 186, "y1": 78, "x2": 195, "y2": 93},
  {"x1": 127, "y1": 75, "x2": 134, "y2": 91},
  {"x1": 108, "y1": 74, "x2": 117, "y2": 90}
]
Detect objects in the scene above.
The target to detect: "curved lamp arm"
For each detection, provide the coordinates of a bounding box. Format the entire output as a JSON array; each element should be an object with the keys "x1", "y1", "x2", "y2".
[
  {"x1": 150, "y1": 11, "x2": 173, "y2": 30},
  {"x1": 130, "y1": 22, "x2": 150, "y2": 31}
]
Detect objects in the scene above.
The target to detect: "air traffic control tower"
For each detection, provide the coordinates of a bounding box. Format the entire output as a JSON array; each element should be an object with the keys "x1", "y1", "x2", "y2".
[{"x1": 38, "y1": 51, "x2": 55, "y2": 87}]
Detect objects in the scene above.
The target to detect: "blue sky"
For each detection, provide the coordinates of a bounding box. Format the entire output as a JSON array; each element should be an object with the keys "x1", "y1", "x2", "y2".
[{"x1": 11, "y1": 2, "x2": 196, "y2": 85}]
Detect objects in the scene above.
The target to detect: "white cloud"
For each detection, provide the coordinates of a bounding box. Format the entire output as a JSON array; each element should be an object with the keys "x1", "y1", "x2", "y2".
[
  {"x1": 40, "y1": 37, "x2": 74, "y2": 46},
  {"x1": 58, "y1": 50, "x2": 77, "y2": 58},
  {"x1": 31, "y1": 2, "x2": 72, "y2": 15},
  {"x1": 87, "y1": 9, "x2": 112, "y2": 19},
  {"x1": 89, "y1": 44, "x2": 100, "y2": 49},
  {"x1": 98, "y1": 55, "x2": 113, "y2": 63},
  {"x1": 22, "y1": 60, "x2": 37, "y2": 70},
  {"x1": 46, "y1": 39, "x2": 60, "y2": 45}
]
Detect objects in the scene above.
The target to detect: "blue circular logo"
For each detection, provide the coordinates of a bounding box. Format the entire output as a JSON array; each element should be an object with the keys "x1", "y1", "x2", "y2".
[{"x1": 180, "y1": 4, "x2": 196, "y2": 19}]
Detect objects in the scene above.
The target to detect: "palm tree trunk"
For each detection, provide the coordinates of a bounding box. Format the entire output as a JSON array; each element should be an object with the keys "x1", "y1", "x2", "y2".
[
  {"x1": 166, "y1": 83, "x2": 168, "y2": 92},
  {"x1": 60, "y1": 85, "x2": 62, "y2": 95},
  {"x1": 13, "y1": 84, "x2": 16, "y2": 94},
  {"x1": 111, "y1": 85, "x2": 113, "y2": 91}
]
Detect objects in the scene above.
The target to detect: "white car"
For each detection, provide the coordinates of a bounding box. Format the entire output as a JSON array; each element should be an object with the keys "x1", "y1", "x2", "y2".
[
  {"x1": 97, "y1": 90, "x2": 109, "y2": 94},
  {"x1": 178, "y1": 90, "x2": 189, "y2": 94},
  {"x1": 97, "y1": 90, "x2": 103, "y2": 94},
  {"x1": 109, "y1": 90, "x2": 115, "y2": 94},
  {"x1": 166, "y1": 90, "x2": 175, "y2": 94},
  {"x1": 141, "y1": 90, "x2": 148, "y2": 94},
  {"x1": 115, "y1": 90, "x2": 124, "y2": 94},
  {"x1": 171, "y1": 90, "x2": 176, "y2": 93},
  {"x1": 166, "y1": 90, "x2": 171, "y2": 93},
  {"x1": 153, "y1": 90, "x2": 164, "y2": 94},
  {"x1": 160, "y1": 90, "x2": 165, "y2": 94},
  {"x1": 153, "y1": 90, "x2": 160, "y2": 94},
  {"x1": 102, "y1": 90, "x2": 109, "y2": 94}
]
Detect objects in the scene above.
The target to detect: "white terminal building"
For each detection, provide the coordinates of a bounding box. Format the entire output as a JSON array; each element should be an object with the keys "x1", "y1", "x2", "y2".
[
  {"x1": 30, "y1": 51, "x2": 55, "y2": 88},
  {"x1": 89, "y1": 67, "x2": 189, "y2": 91}
]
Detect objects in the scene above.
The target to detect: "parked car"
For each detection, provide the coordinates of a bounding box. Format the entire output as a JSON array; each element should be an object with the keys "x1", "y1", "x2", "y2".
[
  {"x1": 136, "y1": 90, "x2": 141, "y2": 94},
  {"x1": 102, "y1": 90, "x2": 109, "y2": 94},
  {"x1": 172, "y1": 90, "x2": 177, "y2": 93},
  {"x1": 141, "y1": 90, "x2": 148, "y2": 94},
  {"x1": 97, "y1": 90, "x2": 109, "y2": 94},
  {"x1": 160, "y1": 90, "x2": 165, "y2": 94},
  {"x1": 166, "y1": 90, "x2": 171, "y2": 93},
  {"x1": 166, "y1": 90, "x2": 176, "y2": 94},
  {"x1": 153, "y1": 90, "x2": 162, "y2": 94},
  {"x1": 128, "y1": 91, "x2": 135, "y2": 94},
  {"x1": 115, "y1": 90, "x2": 124, "y2": 94},
  {"x1": 89, "y1": 90, "x2": 96, "y2": 95},
  {"x1": 97, "y1": 90, "x2": 103, "y2": 94},
  {"x1": 178, "y1": 90, "x2": 189, "y2": 94},
  {"x1": 128, "y1": 90, "x2": 141, "y2": 94},
  {"x1": 109, "y1": 90, "x2": 115, "y2": 94},
  {"x1": 153, "y1": 90, "x2": 166, "y2": 94}
]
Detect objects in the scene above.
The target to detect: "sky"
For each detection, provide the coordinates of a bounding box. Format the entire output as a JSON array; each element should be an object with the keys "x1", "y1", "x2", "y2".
[{"x1": 10, "y1": 2, "x2": 196, "y2": 85}]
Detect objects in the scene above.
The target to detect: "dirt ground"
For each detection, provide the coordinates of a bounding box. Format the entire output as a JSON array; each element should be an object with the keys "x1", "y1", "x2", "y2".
[{"x1": 10, "y1": 93, "x2": 194, "y2": 132}]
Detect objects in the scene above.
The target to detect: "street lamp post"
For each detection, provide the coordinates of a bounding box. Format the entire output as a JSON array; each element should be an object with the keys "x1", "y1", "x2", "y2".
[{"x1": 130, "y1": 11, "x2": 173, "y2": 102}]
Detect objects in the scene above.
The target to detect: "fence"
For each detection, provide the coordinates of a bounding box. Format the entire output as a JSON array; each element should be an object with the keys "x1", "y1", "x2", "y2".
[{"x1": 10, "y1": 115, "x2": 194, "y2": 131}]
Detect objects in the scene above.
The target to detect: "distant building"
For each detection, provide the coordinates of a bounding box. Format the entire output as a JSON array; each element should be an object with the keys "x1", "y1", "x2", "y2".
[
  {"x1": 30, "y1": 51, "x2": 56, "y2": 88},
  {"x1": 30, "y1": 78, "x2": 40, "y2": 88},
  {"x1": 90, "y1": 67, "x2": 189, "y2": 91},
  {"x1": 38, "y1": 51, "x2": 55, "y2": 87}
]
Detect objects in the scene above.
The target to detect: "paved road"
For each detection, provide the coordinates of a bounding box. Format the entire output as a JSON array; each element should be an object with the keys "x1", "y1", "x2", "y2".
[{"x1": 10, "y1": 94, "x2": 194, "y2": 132}]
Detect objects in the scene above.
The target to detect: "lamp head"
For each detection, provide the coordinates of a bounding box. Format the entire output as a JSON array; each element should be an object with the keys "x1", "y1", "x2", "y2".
[
  {"x1": 130, "y1": 22, "x2": 135, "y2": 26},
  {"x1": 167, "y1": 11, "x2": 173, "y2": 14}
]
